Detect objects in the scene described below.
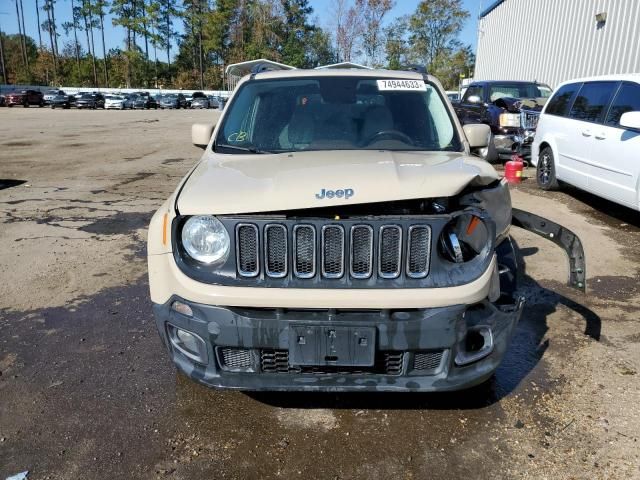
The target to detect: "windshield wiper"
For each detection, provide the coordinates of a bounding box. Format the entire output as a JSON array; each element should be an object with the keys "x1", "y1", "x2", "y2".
[{"x1": 215, "y1": 144, "x2": 272, "y2": 154}]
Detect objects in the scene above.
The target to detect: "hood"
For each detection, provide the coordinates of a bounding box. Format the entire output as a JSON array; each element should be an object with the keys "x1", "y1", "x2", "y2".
[
  {"x1": 493, "y1": 96, "x2": 547, "y2": 112},
  {"x1": 177, "y1": 150, "x2": 499, "y2": 215}
]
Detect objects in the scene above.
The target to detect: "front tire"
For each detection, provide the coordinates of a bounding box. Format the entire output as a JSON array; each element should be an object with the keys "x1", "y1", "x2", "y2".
[{"x1": 537, "y1": 147, "x2": 559, "y2": 191}]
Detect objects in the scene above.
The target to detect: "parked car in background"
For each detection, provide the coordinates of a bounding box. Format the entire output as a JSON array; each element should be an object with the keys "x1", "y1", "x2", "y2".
[
  {"x1": 532, "y1": 74, "x2": 640, "y2": 211},
  {"x1": 43, "y1": 89, "x2": 66, "y2": 105},
  {"x1": 159, "y1": 93, "x2": 187, "y2": 109},
  {"x1": 50, "y1": 93, "x2": 76, "y2": 109},
  {"x1": 0, "y1": 95, "x2": 5, "y2": 107},
  {"x1": 6, "y1": 89, "x2": 45, "y2": 107},
  {"x1": 105, "y1": 95, "x2": 126, "y2": 109},
  {"x1": 123, "y1": 95, "x2": 135, "y2": 109},
  {"x1": 446, "y1": 91, "x2": 460, "y2": 101},
  {"x1": 190, "y1": 92, "x2": 209, "y2": 109},
  {"x1": 207, "y1": 95, "x2": 220, "y2": 109},
  {"x1": 453, "y1": 81, "x2": 552, "y2": 162},
  {"x1": 75, "y1": 93, "x2": 105, "y2": 109},
  {"x1": 128, "y1": 94, "x2": 158, "y2": 109}
]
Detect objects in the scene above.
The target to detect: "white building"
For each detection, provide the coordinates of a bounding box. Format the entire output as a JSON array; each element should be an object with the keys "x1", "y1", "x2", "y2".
[{"x1": 474, "y1": 0, "x2": 640, "y2": 88}]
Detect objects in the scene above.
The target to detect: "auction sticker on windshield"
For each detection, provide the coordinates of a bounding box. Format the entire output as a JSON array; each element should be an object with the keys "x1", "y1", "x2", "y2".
[{"x1": 377, "y1": 79, "x2": 427, "y2": 91}]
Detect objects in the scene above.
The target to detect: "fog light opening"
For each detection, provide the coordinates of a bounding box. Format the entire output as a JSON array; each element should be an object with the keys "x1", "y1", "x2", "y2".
[
  {"x1": 171, "y1": 300, "x2": 193, "y2": 317},
  {"x1": 167, "y1": 324, "x2": 208, "y2": 364},
  {"x1": 455, "y1": 325, "x2": 494, "y2": 366}
]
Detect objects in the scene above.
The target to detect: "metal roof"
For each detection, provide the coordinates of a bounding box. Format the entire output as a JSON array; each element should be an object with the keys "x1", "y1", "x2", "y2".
[{"x1": 480, "y1": 0, "x2": 506, "y2": 18}]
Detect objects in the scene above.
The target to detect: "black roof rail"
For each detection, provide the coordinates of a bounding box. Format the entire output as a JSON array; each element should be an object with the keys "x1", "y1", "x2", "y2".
[{"x1": 400, "y1": 64, "x2": 427, "y2": 74}]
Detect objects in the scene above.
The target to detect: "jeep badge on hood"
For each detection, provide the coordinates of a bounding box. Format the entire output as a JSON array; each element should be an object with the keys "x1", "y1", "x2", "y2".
[{"x1": 315, "y1": 188, "x2": 354, "y2": 200}]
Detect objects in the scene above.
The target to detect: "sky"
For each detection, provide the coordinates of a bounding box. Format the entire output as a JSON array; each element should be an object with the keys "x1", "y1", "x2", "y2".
[{"x1": 0, "y1": 0, "x2": 483, "y2": 60}]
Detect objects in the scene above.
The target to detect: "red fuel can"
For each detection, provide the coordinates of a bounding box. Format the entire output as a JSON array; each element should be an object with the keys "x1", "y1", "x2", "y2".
[{"x1": 504, "y1": 155, "x2": 525, "y2": 184}]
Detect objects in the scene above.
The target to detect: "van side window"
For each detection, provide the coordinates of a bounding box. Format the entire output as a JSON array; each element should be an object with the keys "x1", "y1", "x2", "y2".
[
  {"x1": 545, "y1": 83, "x2": 579, "y2": 117},
  {"x1": 569, "y1": 82, "x2": 618, "y2": 123},
  {"x1": 605, "y1": 83, "x2": 640, "y2": 127}
]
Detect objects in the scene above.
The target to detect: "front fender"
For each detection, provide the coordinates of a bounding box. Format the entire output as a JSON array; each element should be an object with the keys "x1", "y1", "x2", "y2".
[{"x1": 511, "y1": 208, "x2": 586, "y2": 292}]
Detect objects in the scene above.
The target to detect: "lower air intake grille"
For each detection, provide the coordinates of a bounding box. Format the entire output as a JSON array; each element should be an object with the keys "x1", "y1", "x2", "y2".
[
  {"x1": 413, "y1": 350, "x2": 444, "y2": 372},
  {"x1": 260, "y1": 350, "x2": 404, "y2": 375},
  {"x1": 217, "y1": 347, "x2": 256, "y2": 371}
]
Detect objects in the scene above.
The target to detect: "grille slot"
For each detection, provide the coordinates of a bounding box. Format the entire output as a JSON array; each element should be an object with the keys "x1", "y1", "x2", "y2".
[
  {"x1": 264, "y1": 224, "x2": 287, "y2": 278},
  {"x1": 236, "y1": 224, "x2": 259, "y2": 277},
  {"x1": 407, "y1": 225, "x2": 431, "y2": 278},
  {"x1": 350, "y1": 225, "x2": 374, "y2": 279},
  {"x1": 321, "y1": 225, "x2": 345, "y2": 279},
  {"x1": 379, "y1": 225, "x2": 402, "y2": 279},
  {"x1": 217, "y1": 347, "x2": 256, "y2": 371},
  {"x1": 413, "y1": 350, "x2": 444, "y2": 372},
  {"x1": 293, "y1": 225, "x2": 316, "y2": 278}
]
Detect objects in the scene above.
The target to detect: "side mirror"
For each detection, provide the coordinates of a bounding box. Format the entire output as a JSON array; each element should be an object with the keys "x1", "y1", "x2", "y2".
[
  {"x1": 466, "y1": 95, "x2": 482, "y2": 104},
  {"x1": 192, "y1": 122, "x2": 216, "y2": 149},
  {"x1": 463, "y1": 124, "x2": 491, "y2": 149},
  {"x1": 620, "y1": 111, "x2": 640, "y2": 131}
]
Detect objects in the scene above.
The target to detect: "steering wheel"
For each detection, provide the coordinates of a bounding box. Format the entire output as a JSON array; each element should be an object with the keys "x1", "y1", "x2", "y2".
[{"x1": 363, "y1": 130, "x2": 414, "y2": 146}]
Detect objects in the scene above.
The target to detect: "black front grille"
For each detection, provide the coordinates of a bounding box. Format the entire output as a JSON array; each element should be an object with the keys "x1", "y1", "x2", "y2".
[
  {"x1": 233, "y1": 221, "x2": 435, "y2": 282},
  {"x1": 260, "y1": 349, "x2": 405, "y2": 376}
]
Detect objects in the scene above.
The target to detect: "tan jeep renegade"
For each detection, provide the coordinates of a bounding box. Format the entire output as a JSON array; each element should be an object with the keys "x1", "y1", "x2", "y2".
[{"x1": 147, "y1": 66, "x2": 585, "y2": 392}]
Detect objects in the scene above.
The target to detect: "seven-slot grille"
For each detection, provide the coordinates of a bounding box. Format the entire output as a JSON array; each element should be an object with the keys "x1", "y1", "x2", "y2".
[{"x1": 235, "y1": 222, "x2": 432, "y2": 280}]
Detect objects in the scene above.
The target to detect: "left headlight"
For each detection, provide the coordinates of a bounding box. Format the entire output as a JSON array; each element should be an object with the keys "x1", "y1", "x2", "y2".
[
  {"x1": 499, "y1": 113, "x2": 521, "y2": 128},
  {"x1": 181, "y1": 215, "x2": 230, "y2": 264}
]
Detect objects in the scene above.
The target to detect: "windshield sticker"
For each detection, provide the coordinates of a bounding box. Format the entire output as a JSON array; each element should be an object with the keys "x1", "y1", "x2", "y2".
[
  {"x1": 228, "y1": 131, "x2": 248, "y2": 142},
  {"x1": 377, "y1": 79, "x2": 426, "y2": 91}
]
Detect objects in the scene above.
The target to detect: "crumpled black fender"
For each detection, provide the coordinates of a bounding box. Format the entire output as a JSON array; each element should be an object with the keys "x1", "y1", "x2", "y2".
[{"x1": 511, "y1": 208, "x2": 586, "y2": 292}]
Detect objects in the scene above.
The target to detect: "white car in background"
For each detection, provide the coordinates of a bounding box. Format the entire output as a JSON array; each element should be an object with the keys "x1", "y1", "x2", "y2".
[
  {"x1": 104, "y1": 95, "x2": 125, "y2": 110},
  {"x1": 532, "y1": 74, "x2": 640, "y2": 210}
]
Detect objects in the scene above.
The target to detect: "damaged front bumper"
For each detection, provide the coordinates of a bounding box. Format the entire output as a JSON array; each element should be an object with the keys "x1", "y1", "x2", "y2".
[
  {"x1": 153, "y1": 294, "x2": 524, "y2": 392},
  {"x1": 149, "y1": 204, "x2": 585, "y2": 392}
]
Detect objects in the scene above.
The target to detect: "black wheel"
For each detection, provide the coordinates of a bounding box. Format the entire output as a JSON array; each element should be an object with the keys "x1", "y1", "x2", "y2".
[
  {"x1": 537, "y1": 147, "x2": 559, "y2": 191},
  {"x1": 39, "y1": 101, "x2": 44, "y2": 107},
  {"x1": 23, "y1": 101, "x2": 29, "y2": 108}
]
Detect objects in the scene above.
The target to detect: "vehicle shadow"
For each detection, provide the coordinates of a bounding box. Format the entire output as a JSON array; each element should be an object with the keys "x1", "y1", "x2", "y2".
[
  {"x1": 247, "y1": 238, "x2": 600, "y2": 410},
  {"x1": 0, "y1": 179, "x2": 27, "y2": 191}
]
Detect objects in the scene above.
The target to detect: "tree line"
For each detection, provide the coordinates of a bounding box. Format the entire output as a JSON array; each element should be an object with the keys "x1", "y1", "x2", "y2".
[{"x1": 0, "y1": 0, "x2": 474, "y2": 90}]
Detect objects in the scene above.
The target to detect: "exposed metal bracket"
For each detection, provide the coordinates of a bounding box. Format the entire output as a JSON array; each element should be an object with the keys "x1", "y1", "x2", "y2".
[{"x1": 511, "y1": 208, "x2": 586, "y2": 292}]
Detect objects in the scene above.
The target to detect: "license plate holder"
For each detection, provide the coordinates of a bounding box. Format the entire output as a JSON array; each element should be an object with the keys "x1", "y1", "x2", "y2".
[{"x1": 289, "y1": 325, "x2": 376, "y2": 367}]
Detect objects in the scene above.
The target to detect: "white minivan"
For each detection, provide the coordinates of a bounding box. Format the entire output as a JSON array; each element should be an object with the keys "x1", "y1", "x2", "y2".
[{"x1": 532, "y1": 74, "x2": 640, "y2": 210}]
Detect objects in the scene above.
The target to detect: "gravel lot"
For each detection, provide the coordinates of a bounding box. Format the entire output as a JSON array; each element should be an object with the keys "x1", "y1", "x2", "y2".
[{"x1": 1, "y1": 108, "x2": 639, "y2": 479}]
